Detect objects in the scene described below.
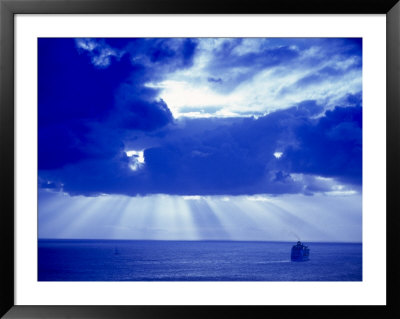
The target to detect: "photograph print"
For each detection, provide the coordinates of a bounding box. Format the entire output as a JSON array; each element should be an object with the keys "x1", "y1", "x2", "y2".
[{"x1": 38, "y1": 38, "x2": 362, "y2": 281}]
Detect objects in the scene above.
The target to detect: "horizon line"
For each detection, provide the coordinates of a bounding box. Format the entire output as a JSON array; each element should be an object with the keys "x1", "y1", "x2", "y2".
[{"x1": 38, "y1": 238, "x2": 362, "y2": 244}]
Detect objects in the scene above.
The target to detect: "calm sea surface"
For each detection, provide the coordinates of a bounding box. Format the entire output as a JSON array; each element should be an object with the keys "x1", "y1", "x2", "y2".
[{"x1": 38, "y1": 239, "x2": 362, "y2": 281}]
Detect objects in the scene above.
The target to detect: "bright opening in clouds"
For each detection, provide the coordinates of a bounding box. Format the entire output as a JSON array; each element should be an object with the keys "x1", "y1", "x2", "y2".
[
  {"x1": 38, "y1": 37, "x2": 362, "y2": 242},
  {"x1": 126, "y1": 150, "x2": 145, "y2": 171}
]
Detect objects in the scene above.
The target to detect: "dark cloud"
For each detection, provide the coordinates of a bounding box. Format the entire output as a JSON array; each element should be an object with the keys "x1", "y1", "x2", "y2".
[
  {"x1": 115, "y1": 98, "x2": 173, "y2": 131},
  {"x1": 207, "y1": 77, "x2": 223, "y2": 84},
  {"x1": 39, "y1": 99, "x2": 362, "y2": 196},
  {"x1": 38, "y1": 120, "x2": 126, "y2": 170},
  {"x1": 149, "y1": 38, "x2": 197, "y2": 68},
  {"x1": 38, "y1": 38, "x2": 196, "y2": 170},
  {"x1": 39, "y1": 39, "x2": 131, "y2": 126},
  {"x1": 284, "y1": 105, "x2": 362, "y2": 185}
]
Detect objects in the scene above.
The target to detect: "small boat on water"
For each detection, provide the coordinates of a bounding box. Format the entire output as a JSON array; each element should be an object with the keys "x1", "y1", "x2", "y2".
[{"x1": 291, "y1": 241, "x2": 310, "y2": 261}]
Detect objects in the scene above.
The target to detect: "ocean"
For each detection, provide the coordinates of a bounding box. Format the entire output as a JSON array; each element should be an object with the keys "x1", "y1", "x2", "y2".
[{"x1": 38, "y1": 239, "x2": 362, "y2": 281}]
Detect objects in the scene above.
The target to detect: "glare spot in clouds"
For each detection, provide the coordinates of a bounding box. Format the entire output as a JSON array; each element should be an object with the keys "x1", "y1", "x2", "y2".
[
  {"x1": 126, "y1": 150, "x2": 145, "y2": 171},
  {"x1": 273, "y1": 152, "x2": 283, "y2": 159},
  {"x1": 144, "y1": 80, "x2": 243, "y2": 118}
]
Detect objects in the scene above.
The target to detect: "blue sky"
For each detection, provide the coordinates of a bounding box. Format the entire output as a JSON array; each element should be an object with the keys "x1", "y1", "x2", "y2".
[{"x1": 38, "y1": 38, "x2": 362, "y2": 242}]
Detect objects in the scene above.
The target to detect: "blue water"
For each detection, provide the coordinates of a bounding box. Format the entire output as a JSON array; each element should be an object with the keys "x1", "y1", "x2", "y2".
[{"x1": 38, "y1": 239, "x2": 362, "y2": 281}]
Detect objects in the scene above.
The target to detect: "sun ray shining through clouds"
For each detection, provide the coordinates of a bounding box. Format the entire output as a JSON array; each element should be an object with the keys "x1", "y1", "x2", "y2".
[
  {"x1": 38, "y1": 37, "x2": 362, "y2": 281},
  {"x1": 39, "y1": 190, "x2": 361, "y2": 242}
]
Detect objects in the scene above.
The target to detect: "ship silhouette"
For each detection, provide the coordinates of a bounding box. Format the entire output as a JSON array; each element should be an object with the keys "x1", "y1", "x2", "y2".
[{"x1": 291, "y1": 241, "x2": 310, "y2": 261}]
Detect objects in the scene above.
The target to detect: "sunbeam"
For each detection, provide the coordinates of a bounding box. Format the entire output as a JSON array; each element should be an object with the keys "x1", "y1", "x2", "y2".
[{"x1": 39, "y1": 190, "x2": 361, "y2": 242}]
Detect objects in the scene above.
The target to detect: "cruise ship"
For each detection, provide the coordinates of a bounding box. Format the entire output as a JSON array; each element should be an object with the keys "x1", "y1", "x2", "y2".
[{"x1": 291, "y1": 241, "x2": 310, "y2": 261}]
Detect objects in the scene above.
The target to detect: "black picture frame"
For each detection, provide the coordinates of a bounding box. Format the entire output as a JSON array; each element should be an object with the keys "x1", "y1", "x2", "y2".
[{"x1": 1, "y1": 0, "x2": 399, "y2": 318}]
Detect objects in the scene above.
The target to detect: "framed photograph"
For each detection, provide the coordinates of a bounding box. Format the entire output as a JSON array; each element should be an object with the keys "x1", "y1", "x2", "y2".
[{"x1": 1, "y1": 0, "x2": 399, "y2": 318}]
